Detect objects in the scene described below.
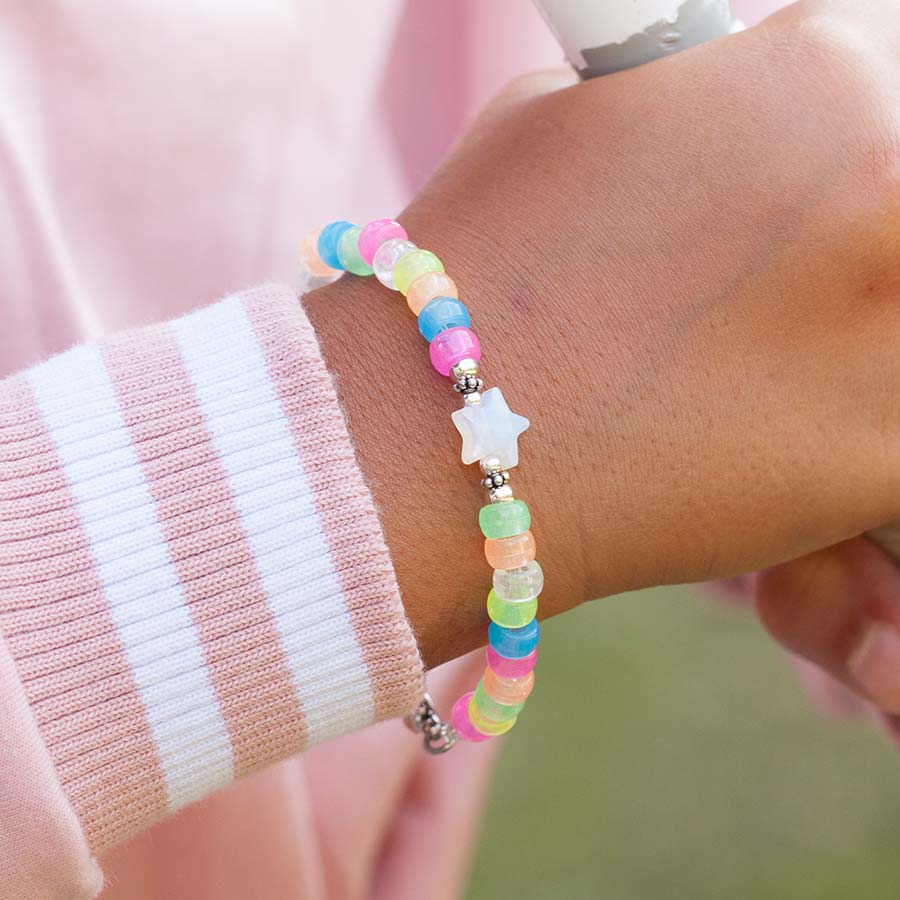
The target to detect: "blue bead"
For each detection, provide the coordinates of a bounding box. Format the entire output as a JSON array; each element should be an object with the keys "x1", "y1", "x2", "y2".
[
  {"x1": 418, "y1": 296, "x2": 471, "y2": 341},
  {"x1": 317, "y1": 221, "x2": 354, "y2": 270},
  {"x1": 488, "y1": 619, "x2": 540, "y2": 658}
]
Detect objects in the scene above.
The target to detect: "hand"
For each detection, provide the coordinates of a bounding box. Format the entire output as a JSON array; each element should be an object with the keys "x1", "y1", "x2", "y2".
[{"x1": 304, "y1": 0, "x2": 900, "y2": 715}]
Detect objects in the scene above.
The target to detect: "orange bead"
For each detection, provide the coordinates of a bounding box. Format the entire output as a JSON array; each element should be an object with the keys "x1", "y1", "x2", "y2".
[
  {"x1": 406, "y1": 272, "x2": 458, "y2": 315},
  {"x1": 483, "y1": 666, "x2": 535, "y2": 705},
  {"x1": 484, "y1": 530, "x2": 536, "y2": 570},
  {"x1": 299, "y1": 228, "x2": 341, "y2": 278}
]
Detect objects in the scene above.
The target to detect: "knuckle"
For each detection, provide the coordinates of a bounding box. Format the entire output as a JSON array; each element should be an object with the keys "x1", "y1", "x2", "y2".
[
  {"x1": 766, "y1": 7, "x2": 900, "y2": 196},
  {"x1": 776, "y1": 9, "x2": 875, "y2": 89},
  {"x1": 490, "y1": 68, "x2": 574, "y2": 111}
]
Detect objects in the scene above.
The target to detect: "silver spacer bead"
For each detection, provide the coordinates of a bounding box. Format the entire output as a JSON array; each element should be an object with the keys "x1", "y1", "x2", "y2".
[
  {"x1": 463, "y1": 391, "x2": 482, "y2": 407},
  {"x1": 480, "y1": 456, "x2": 503, "y2": 475},
  {"x1": 489, "y1": 484, "x2": 515, "y2": 503},
  {"x1": 452, "y1": 373, "x2": 484, "y2": 396},
  {"x1": 481, "y1": 470, "x2": 511, "y2": 489},
  {"x1": 451, "y1": 358, "x2": 479, "y2": 380}
]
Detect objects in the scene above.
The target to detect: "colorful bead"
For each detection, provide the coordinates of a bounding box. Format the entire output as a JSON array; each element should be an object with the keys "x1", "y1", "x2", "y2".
[
  {"x1": 393, "y1": 249, "x2": 445, "y2": 295},
  {"x1": 358, "y1": 219, "x2": 407, "y2": 266},
  {"x1": 493, "y1": 561, "x2": 543, "y2": 601},
  {"x1": 451, "y1": 691, "x2": 491, "y2": 742},
  {"x1": 373, "y1": 238, "x2": 417, "y2": 289},
  {"x1": 468, "y1": 703, "x2": 517, "y2": 736},
  {"x1": 429, "y1": 326, "x2": 481, "y2": 376},
  {"x1": 487, "y1": 645, "x2": 538, "y2": 679},
  {"x1": 317, "y1": 220, "x2": 355, "y2": 270},
  {"x1": 418, "y1": 297, "x2": 471, "y2": 341},
  {"x1": 310, "y1": 215, "x2": 547, "y2": 751},
  {"x1": 406, "y1": 272, "x2": 459, "y2": 315},
  {"x1": 336, "y1": 225, "x2": 374, "y2": 276},
  {"x1": 484, "y1": 666, "x2": 535, "y2": 705},
  {"x1": 484, "y1": 531, "x2": 536, "y2": 569},
  {"x1": 472, "y1": 684, "x2": 523, "y2": 723},
  {"x1": 299, "y1": 229, "x2": 341, "y2": 278},
  {"x1": 479, "y1": 499, "x2": 530, "y2": 539},
  {"x1": 487, "y1": 589, "x2": 538, "y2": 628},
  {"x1": 488, "y1": 619, "x2": 540, "y2": 658},
  {"x1": 451, "y1": 387, "x2": 530, "y2": 468},
  {"x1": 468, "y1": 699, "x2": 518, "y2": 738}
]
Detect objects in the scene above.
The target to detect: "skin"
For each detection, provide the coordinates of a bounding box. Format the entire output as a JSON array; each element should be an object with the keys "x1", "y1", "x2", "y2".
[{"x1": 305, "y1": 1, "x2": 900, "y2": 714}]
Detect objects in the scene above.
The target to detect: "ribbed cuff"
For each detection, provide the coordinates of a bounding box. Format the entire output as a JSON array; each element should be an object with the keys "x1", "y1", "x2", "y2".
[{"x1": 0, "y1": 284, "x2": 423, "y2": 855}]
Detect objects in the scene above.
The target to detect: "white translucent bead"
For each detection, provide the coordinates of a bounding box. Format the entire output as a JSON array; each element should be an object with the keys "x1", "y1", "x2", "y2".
[
  {"x1": 493, "y1": 561, "x2": 544, "y2": 601},
  {"x1": 373, "y1": 239, "x2": 417, "y2": 290},
  {"x1": 296, "y1": 262, "x2": 341, "y2": 294},
  {"x1": 450, "y1": 387, "x2": 530, "y2": 468}
]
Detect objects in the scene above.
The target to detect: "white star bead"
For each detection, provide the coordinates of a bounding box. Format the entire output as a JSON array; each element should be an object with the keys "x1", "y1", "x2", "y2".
[{"x1": 451, "y1": 387, "x2": 530, "y2": 468}]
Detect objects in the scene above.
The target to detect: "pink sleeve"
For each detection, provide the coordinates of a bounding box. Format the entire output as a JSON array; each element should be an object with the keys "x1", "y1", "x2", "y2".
[{"x1": 0, "y1": 284, "x2": 424, "y2": 900}]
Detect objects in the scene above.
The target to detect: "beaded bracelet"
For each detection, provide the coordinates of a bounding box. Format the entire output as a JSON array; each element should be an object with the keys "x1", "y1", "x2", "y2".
[{"x1": 300, "y1": 219, "x2": 542, "y2": 753}]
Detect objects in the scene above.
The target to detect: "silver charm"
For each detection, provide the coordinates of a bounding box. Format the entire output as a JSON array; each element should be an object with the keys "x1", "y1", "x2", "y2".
[{"x1": 405, "y1": 694, "x2": 457, "y2": 754}]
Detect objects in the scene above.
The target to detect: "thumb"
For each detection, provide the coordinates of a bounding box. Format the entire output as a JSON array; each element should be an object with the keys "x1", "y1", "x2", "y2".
[{"x1": 757, "y1": 537, "x2": 900, "y2": 714}]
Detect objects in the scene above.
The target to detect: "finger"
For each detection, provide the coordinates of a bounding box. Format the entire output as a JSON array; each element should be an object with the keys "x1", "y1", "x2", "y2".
[
  {"x1": 882, "y1": 712, "x2": 900, "y2": 750},
  {"x1": 867, "y1": 518, "x2": 900, "y2": 560},
  {"x1": 789, "y1": 654, "x2": 870, "y2": 718},
  {"x1": 705, "y1": 574, "x2": 868, "y2": 718},
  {"x1": 757, "y1": 537, "x2": 900, "y2": 713}
]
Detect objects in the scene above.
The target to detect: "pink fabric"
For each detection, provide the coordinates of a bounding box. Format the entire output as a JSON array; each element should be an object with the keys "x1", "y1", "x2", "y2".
[
  {"x1": 0, "y1": 2, "x2": 783, "y2": 899},
  {"x1": 96, "y1": 651, "x2": 497, "y2": 900},
  {"x1": 0, "y1": 635, "x2": 103, "y2": 900},
  {"x1": 0, "y1": 287, "x2": 424, "y2": 896}
]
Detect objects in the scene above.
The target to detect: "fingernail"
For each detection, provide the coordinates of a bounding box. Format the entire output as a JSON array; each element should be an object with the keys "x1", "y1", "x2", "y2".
[{"x1": 847, "y1": 623, "x2": 900, "y2": 713}]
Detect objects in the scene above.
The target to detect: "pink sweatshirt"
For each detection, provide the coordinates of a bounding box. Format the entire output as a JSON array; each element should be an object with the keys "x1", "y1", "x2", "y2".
[{"x1": 0, "y1": 2, "x2": 782, "y2": 898}]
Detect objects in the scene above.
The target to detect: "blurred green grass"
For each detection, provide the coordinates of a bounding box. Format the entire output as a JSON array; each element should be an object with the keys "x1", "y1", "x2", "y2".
[{"x1": 467, "y1": 586, "x2": 900, "y2": 900}]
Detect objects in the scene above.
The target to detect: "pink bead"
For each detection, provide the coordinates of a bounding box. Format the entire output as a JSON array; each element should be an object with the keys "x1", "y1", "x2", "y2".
[
  {"x1": 428, "y1": 326, "x2": 481, "y2": 376},
  {"x1": 487, "y1": 646, "x2": 538, "y2": 679},
  {"x1": 451, "y1": 691, "x2": 491, "y2": 742},
  {"x1": 358, "y1": 219, "x2": 408, "y2": 266}
]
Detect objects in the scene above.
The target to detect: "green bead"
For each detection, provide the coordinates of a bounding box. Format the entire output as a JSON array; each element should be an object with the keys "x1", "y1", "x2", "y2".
[
  {"x1": 468, "y1": 700, "x2": 517, "y2": 736},
  {"x1": 473, "y1": 681, "x2": 524, "y2": 722},
  {"x1": 479, "y1": 499, "x2": 531, "y2": 539},
  {"x1": 336, "y1": 225, "x2": 374, "y2": 276},
  {"x1": 487, "y1": 589, "x2": 538, "y2": 628},
  {"x1": 393, "y1": 249, "x2": 443, "y2": 295}
]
